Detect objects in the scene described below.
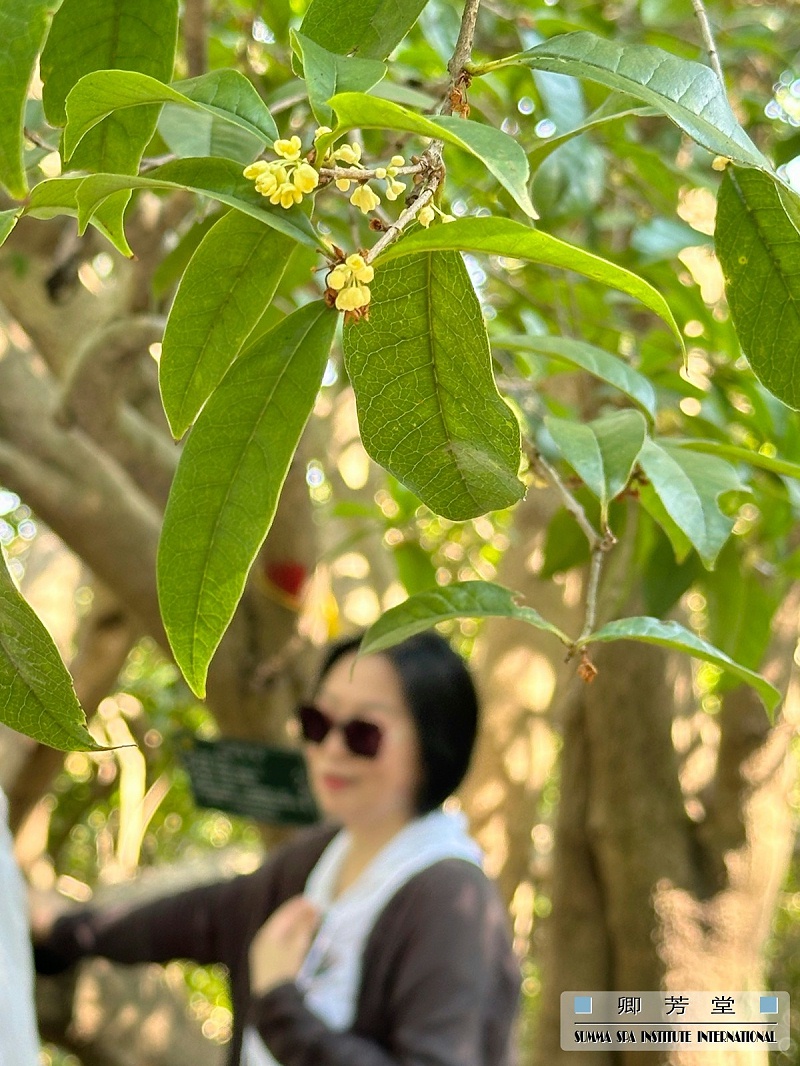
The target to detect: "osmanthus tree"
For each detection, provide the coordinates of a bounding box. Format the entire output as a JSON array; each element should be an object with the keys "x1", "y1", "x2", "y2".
[{"x1": 0, "y1": 0, "x2": 798, "y2": 1061}]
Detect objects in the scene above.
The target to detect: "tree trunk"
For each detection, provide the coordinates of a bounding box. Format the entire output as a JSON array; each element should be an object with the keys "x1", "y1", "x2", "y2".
[{"x1": 535, "y1": 588, "x2": 799, "y2": 1066}]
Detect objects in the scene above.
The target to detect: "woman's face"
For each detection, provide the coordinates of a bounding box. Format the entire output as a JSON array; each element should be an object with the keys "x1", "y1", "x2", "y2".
[{"x1": 302, "y1": 652, "x2": 422, "y2": 832}]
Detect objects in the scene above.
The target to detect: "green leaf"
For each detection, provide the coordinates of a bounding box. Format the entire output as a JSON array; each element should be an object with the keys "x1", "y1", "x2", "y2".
[
  {"x1": 495, "y1": 333, "x2": 657, "y2": 419},
  {"x1": 343, "y1": 251, "x2": 525, "y2": 521},
  {"x1": 64, "y1": 69, "x2": 278, "y2": 162},
  {"x1": 546, "y1": 410, "x2": 646, "y2": 521},
  {"x1": 72, "y1": 158, "x2": 323, "y2": 254},
  {"x1": 158, "y1": 301, "x2": 337, "y2": 697},
  {"x1": 576, "y1": 615, "x2": 780, "y2": 714},
  {"x1": 299, "y1": 0, "x2": 427, "y2": 59},
  {"x1": 715, "y1": 168, "x2": 800, "y2": 410},
  {"x1": 670, "y1": 438, "x2": 800, "y2": 481},
  {"x1": 292, "y1": 33, "x2": 386, "y2": 127},
  {"x1": 328, "y1": 93, "x2": 537, "y2": 219},
  {"x1": 0, "y1": 0, "x2": 58, "y2": 199},
  {"x1": 510, "y1": 33, "x2": 769, "y2": 170},
  {"x1": 42, "y1": 0, "x2": 176, "y2": 125},
  {"x1": 25, "y1": 177, "x2": 133, "y2": 256},
  {"x1": 702, "y1": 540, "x2": 784, "y2": 679},
  {"x1": 0, "y1": 550, "x2": 103, "y2": 751},
  {"x1": 40, "y1": 0, "x2": 178, "y2": 239},
  {"x1": 157, "y1": 105, "x2": 264, "y2": 164},
  {"x1": 393, "y1": 542, "x2": 438, "y2": 597},
  {"x1": 637, "y1": 438, "x2": 744, "y2": 567},
  {"x1": 361, "y1": 581, "x2": 571, "y2": 655},
  {"x1": 160, "y1": 211, "x2": 295, "y2": 438},
  {"x1": 0, "y1": 209, "x2": 20, "y2": 248},
  {"x1": 377, "y1": 218, "x2": 683, "y2": 350}
]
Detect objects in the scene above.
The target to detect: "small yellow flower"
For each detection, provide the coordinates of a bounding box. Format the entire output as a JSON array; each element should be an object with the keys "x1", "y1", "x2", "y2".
[
  {"x1": 335, "y1": 177, "x2": 352, "y2": 192},
  {"x1": 335, "y1": 284, "x2": 372, "y2": 312},
  {"x1": 374, "y1": 167, "x2": 387, "y2": 180},
  {"x1": 334, "y1": 142, "x2": 362, "y2": 166},
  {"x1": 712, "y1": 155, "x2": 730, "y2": 171},
  {"x1": 390, "y1": 155, "x2": 405, "y2": 168},
  {"x1": 255, "y1": 164, "x2": 287, "y2": 198},
  {"x1": 418, "y1": 204, "x2": 435, "y2": 228},
  {"x1": 293, "y1": 162, "x2": 319, "y2": 194},
  {"x1": 274, "y1": 136, "x2": 302, "y2": 161},
  {"x1": 243, "y1": 160, "x2": 270, "y2": 180},
  {"x1": 350, "y1": 183, "x2": 380, "y2": 214},
  {"x1": 314, "y1": 126, "x2": 333, "y2": 140},
  {"x1": 328, "y1": 264, "x2": 350, "y2": 291},
  {"x1": 345, "y1": 254, "x2": 374, "y2": 283},
  {"x1": 278, "y1": 182, "x2": 303, "y2": 208},
  {"x1": 385, "y1": 178, "x2": 406, "y2": 201}
]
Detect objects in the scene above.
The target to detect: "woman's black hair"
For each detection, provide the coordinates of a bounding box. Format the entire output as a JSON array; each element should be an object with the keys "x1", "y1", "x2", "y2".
[{"x1": 316, "y1": 631, "x2": 479, "y2": 814}]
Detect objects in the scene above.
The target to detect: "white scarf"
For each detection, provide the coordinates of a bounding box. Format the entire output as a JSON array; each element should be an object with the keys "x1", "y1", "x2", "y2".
[
  {"x1": 242, "y1": 810, "x2": 482, "y2": 1065},
  {"x1": 0, "y1": 787, "x2": 41, "y2": 1066}
]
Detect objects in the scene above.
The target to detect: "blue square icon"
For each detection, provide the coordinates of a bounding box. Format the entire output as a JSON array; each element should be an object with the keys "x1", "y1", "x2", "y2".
[
  {"x1": 760, "y1": 996, "x2": 779, "y2": 1015},
  {"x1": 574, "y1": 996, "x2": 593, "y2": 1015}
]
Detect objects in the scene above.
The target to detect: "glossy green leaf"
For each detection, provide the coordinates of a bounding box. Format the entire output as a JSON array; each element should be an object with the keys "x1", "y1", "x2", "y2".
[
  {"x1": 0, "y1": 0, "x2": 58, "y2": 199},
  {"x1": 715, "y1": 168, "x2": 800, "y2": 410},
  {"x1": 292, "y1": 33, "x2": 386, "y2": 127},
  {"x1": 343, "y1": 251, "x2": 525, "y2": 521},
  {"x1": 158, "y1": 301, "x2": 337, "y2": 697},
  {"x1": 377, "y1": 218, "x2": 683, "y2": 350},
  {"x1": 328, "y1": 93, "x2": 537, "y2": 218},
  {"x1": 495, "y1": 333, "x2": 657, "y2": 419},
  {"x1": 71, "y1": 158, "x2": 323, "y2": 254},
  {"x1": 0, "y1": 550, "x2": 103, "y2": 751},
  {"x1": 64, "y1": 69, "x2": 278, "y2": 161},
  {"x1": 24, "y1": 177, "x2": 133, "y2": 255},
  {"x1": 361, "y1": 581, "x2": 570, "y2": 655},
  {"x1": 510, "y1": 33, "x2": 769, "y2": 170},
  {"x1": 576, "y1": 615, "x2": 780, "y2": 714},
  {"x1": 41, "y1": 0, "x2": 177, "y2": 122},
  {"x1": 40, "y1": 0, "x2": 177, "y2": 241},
  {"x1": 546, "y1": 410, "x2": 646, "y2": 521},
  {"x1": 157, "y1": 105, "x2": 263, "y2": 163},
  {"x1": 670, "y1": 438, "x2": 800, "y2": 480},
  {"x1": 0, "y1": 209, "x2": 20, "y2": 248},
  {"x1": 299, "y1": 0, "x2": 427, "y2": 59},
  {"x1": 637, "y1": 438, "x2": 744, "y2": 567},
  {"x1": 160, "y1": 211, "x2": 295, "y2": 438}
]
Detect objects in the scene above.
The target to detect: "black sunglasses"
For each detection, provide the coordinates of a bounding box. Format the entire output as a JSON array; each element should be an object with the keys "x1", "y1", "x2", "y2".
[{"x1": 297, "y1": 704, "x2": 383, "y2": 759}]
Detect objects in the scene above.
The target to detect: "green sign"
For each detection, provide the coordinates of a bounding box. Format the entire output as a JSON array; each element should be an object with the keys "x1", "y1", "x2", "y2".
[{"x1": 179, "y1": 736, "x2": 320, "y2": 826}]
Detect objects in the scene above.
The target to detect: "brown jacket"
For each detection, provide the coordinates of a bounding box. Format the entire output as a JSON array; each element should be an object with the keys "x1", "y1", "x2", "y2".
[{"x1": 37, "y1": 824, "x2": 520, "y2": 1066}]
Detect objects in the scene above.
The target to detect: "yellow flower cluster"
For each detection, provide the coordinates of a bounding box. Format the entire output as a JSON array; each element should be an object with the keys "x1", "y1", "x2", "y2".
[
  {"x1": 243, "y1": 136, "x2": 319, "y2": 209},
  {"x1": 316, "y1": 128, "x2": 407, "y2": 215},
  {"x1": 328, "y1": 253, "x2": 374, "y2": 312}
]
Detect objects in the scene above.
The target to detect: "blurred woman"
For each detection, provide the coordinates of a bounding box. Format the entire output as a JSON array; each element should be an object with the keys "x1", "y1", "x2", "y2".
[{"x1": 36, "y1": 632, "x2": 520, "y2": 1066}]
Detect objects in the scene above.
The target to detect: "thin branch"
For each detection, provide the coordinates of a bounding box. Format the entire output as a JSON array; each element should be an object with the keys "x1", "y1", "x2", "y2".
[
  {"x1": 183, "y1": 0, "x2": 208, "y2": 78},
  {"x1": 690, "y1": 0, "x2": 725, "y2": 88},
  {"x1": 446, "y1": 0, "x2": 483, "y2": 98},
  {"x1": 530, "y1": 447, "x2": 602, "y2": 550},
  {"x1": 365, "y1": 186, "x2": 438, "y2": 263},
  {"x1": 580, "y1": 548, "x2": 605, "y2": 642},
  {"x1": 319, "y1": 164, "x2": 422, "y2": 183},
  {"x1": 362, "y1": 0, "x2": 481, "y2": 262}
]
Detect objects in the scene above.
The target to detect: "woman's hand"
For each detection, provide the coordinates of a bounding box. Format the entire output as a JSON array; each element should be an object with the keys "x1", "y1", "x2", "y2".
[{"x1": 249, "y1": 895, "x2": 320, "y2": 996}]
